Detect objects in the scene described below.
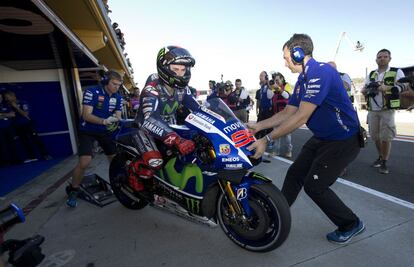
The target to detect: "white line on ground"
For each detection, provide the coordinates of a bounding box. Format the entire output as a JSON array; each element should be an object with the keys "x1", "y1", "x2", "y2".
[{"x1": 264, "y1": 152, "x2": 414, "y2": 210}]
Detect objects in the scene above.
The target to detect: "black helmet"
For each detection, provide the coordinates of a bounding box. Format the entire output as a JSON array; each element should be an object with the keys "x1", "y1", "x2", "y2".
[{"x1": 157, "y1": 46, "x2": 195, "y2": 89}]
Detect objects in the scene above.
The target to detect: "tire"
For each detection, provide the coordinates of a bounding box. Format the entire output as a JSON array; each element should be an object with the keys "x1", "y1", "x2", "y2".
[
  {"x1": 109, "y1": 154, "x2": 148, "y2": 210},
  {"x1": 217, "y1": 183, "x2": 291, "y2": 252}
]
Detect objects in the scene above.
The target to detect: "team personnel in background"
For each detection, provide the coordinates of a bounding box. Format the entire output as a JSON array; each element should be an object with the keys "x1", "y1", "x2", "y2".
[
  {"x1": 328, "y1": 61, "x2": 354, "y2": 103},
  {"x1": 0, "y1": 91, "x2": 20, "y2": 165},
  {"x1": 3, "y1": 91, "x2": 51, "y2": 162},
  {"x1": 230, "y1": 79, "x2": 250, "y2": 122},
  {"x1": 66, "y1": 70, "x2": 123, "y2": 208},
  {"x1": 247, "y1": 33, "x2": 365, "y2": 244},
  {"x1": 361, "y1": 49, "x2": 405, "y2": 174},
  {"x1": 256, "y1": 71, "x2": 274, "y2": 141}
]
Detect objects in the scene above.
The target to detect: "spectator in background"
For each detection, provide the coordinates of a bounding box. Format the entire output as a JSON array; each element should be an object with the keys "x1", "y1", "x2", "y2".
[
  {"x1": 328, "y1": 61, "x2": 354, "y2": 103},
  {"x1": 3, "y1": 91, "x2": 51, "y2": 163},
  {"x1": 270, "y1": 73, "x2": 293, "y2": 158},
  {"x1": 230, "y1": 79, "x2": 250, "y2": 122},
  {"x1": 207, "y1": 80, "x2": 219, "y2": 100},
  {"x1": 255, "y1": 87, "x2": 261, "y2": 119},
  {"x1": 220, "y1": 80, "x2": 234, "y2": 105},
  {"x1": 361, "y1": 49, "x2": 405, "y2": 174},
  {"x1": 129, "y1": 87, "x2": 140, "y2": 118},
  {"x1": 0, "y1": 91, "x2": 20, "y2": 165},
  {"x1": 66, "y1": 70, "x2": 123, "y2": 208},
  {"x1": 256, "y1": 71, "x2": 274, "y2": 144}
]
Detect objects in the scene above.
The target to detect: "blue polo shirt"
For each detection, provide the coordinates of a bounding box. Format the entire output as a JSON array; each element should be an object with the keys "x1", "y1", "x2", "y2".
[
  {"x1": 11, "y1": 100, "x2": 31, "y2": 125},
  {"x1": 288, "y1": 58, "x2": 359, "y2": 140},
  {"x1": 79, "y1": 86, "x2": 123, "y2": 133},
  {"x1": 0, "y1": 102, "x2": 12, "y2": 128}
]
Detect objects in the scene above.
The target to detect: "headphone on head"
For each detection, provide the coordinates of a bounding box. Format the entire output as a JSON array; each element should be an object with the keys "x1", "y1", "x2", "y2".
[
  {"x1": 291, "y1": 46, "x2": 305, "y2": 65},
  {"x1": 100, "y1": 71, "x2": 110, "y2": 85}
]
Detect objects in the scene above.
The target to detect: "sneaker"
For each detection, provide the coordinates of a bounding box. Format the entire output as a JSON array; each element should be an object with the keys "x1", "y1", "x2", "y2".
[
  {"x1": 66, "y1": 190, "x2": 79, "y2": 208},
  {"x1": 379, "y1": 160, "x2": 389, "y2": 174},
  {"x1": 284, "y1": 151, "x2": 292, "y2": 159},
  {"x1": 326, "y1": 220, "x2": 365, "y2": 244},
  {"x1": 372, "y1": 157, "x2": 382, "y2": 168}
]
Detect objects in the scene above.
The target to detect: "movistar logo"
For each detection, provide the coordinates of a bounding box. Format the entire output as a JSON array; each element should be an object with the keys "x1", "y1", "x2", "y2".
[
  {"x1": 164, "y1": 157, "x2": 204, "y2": 193},
  {"x1": 162, "y1": 101, "x2": 179, "y2": 115}
]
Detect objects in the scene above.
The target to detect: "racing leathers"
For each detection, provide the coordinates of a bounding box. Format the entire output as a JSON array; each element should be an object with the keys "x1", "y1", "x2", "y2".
[{"x1": 129, "y1": 74, "x2": 200, "y2": 191}]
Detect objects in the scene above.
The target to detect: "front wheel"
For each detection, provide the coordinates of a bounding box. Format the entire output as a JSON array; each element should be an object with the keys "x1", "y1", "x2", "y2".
[
  {"x1": 217, "y1": 183, "x2": 291, "y2": 252},
  {"x1": 109, "y1": 153, "x2": 148, "y2": 210}
]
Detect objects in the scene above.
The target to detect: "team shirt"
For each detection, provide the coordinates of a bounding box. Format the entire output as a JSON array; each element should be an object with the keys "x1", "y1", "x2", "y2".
[
  {"x1": 288, "y1": 58, "x2": 359, "y2": 140},
  {"x1": 79, "y1": 86, "x2": 123, "y2": 133}
]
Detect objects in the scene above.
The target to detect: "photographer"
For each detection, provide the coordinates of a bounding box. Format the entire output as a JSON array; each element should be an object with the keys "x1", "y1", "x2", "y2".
[{"x1": 361, "y1": 49, "x2": 405, "y2": 174}]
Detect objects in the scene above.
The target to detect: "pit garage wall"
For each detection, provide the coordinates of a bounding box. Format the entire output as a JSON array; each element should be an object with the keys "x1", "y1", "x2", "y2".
[{"x1": 0, "y1": 65, "x2": 76, "y2": 158}]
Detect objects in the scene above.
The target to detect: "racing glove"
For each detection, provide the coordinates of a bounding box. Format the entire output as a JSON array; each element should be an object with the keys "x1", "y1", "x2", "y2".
[
  {"x1": 163, "y1": 132, "x2": 195, "y2": 155},
  {"x1": 103, "y1": 116, "x2": 119, "y2": 125}
]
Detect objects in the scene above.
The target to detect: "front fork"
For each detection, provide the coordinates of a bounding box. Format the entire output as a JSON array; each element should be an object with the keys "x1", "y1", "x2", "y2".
[{"x1": 218, "y1": 180, "x2": 252, "y2": 217}]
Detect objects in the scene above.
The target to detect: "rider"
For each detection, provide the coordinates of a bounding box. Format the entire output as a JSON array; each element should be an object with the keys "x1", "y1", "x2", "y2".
[{"x1": 130, "y1": 46, "x2": 200, "y2": 191}]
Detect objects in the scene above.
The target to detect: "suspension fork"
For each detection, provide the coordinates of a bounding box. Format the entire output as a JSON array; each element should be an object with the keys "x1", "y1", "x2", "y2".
[{"x1": 218, "y1": 180, "x2": 244, "y2": 216}]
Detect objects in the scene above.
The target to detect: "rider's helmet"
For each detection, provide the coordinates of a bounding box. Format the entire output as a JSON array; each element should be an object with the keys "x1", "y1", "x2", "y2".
[{"x1": 157, "y1": 46, "x2": 195, "y2": 89}]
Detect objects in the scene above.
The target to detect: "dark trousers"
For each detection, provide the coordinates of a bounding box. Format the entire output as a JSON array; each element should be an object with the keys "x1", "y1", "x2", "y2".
[
  {"x1": 282, "y1": 134, "x2": 360, "y2": 231},
  {"x1": 15, "y1": 122, "x2": 48, "y2": 159},
  {"x1": 0, "y1": 126, "x2": 20, "y2": 164}
]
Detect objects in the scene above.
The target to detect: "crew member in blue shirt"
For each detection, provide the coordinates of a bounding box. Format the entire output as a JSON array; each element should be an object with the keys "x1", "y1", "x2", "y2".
[
  {"x1": 66, "y1": 70, "x2": 123, "y2": 208},
  {"x1": 247, "y1": 34, "x2": 365, "y2": 244},
  {"x1": 0, "y1": 92, "x2": 20, "y2": 165},
  {"x1": 3, "y1": 90, "x2": 50, "y2": 163}
]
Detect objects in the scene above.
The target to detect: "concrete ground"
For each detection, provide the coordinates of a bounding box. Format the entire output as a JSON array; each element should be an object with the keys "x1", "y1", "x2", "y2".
[{"x1": 2, "y1": 152, "x2": 414, "y2": 267}]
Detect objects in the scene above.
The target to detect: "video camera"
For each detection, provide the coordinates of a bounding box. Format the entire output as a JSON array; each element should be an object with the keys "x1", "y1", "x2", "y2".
[{"x1": 0, "y1": 204, "x2": 45, "y2": 267}]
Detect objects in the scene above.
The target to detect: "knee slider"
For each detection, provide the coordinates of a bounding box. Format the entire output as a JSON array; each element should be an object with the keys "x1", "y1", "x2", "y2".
[{"x1": 142, "y1": 151, "x2": 163, "y2": 169}]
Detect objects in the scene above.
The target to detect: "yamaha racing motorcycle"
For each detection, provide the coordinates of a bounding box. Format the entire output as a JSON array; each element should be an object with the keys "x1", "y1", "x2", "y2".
[{"x1": 109, "y1": 98, "x2": 291, "y2": 252}]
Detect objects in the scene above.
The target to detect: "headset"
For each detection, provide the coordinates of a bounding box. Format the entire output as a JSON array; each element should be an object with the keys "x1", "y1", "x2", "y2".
[
  {"x1": 100, "y1": 71, "x2": 110, "y2": 85},
  {"x1": 291, "y1": 46, "x2": 305, "y2": 65}
]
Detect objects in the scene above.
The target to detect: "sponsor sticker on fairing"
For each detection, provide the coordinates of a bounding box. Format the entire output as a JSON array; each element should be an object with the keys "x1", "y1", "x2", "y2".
[
  {"x1": 224, "y1": 163, "x2": 243, "y2": 169},
  {"x1": 219, "y1": 144, "x2": 230, "y2": 155}
]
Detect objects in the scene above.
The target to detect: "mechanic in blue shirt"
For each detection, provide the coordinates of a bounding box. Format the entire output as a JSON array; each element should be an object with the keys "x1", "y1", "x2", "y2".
[
  {"x1": 0, "y1": 91, "x2": 20, "y2": 165},
  {"x1": 66, "y1": 70, "x2": 123, "y2": 208},
  {"x1": 247, "y1": 34, "x2": 364, "y2": 244},
  {"x1": 3, "y1": 90, "x2": 50, "y2": 163}
]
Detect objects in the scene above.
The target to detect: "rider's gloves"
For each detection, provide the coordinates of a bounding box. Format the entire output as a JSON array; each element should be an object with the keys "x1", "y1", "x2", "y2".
[
  {"x1": 163, "y1": 132, "x2": 195, "y2": 155},
  {"x1": 103, "y1": 116, "x2": 119, "y2": 125}
]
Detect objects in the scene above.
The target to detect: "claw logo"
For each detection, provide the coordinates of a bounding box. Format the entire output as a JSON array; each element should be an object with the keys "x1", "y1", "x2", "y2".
[{"x1": 185, "y1": 198, "x2": 200, "y2": 214}]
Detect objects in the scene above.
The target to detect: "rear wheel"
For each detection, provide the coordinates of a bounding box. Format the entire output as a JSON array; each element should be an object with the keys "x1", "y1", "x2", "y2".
[
  {"x1": 217, "y1": 183, "x2": 291, "y2": 252},
  {"x1": 109, "y1": 154, "x2": 148, "y2": 210}
]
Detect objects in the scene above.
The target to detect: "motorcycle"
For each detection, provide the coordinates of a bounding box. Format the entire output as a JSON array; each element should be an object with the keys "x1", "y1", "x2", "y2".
[{"x1": 109, "y1": 98, "x2": 291, "y2": 252}]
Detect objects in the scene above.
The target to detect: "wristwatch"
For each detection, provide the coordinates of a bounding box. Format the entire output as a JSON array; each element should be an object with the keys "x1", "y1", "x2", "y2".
[{"x1": 265, "y1": 134, "x2": 272, "y2": 144}]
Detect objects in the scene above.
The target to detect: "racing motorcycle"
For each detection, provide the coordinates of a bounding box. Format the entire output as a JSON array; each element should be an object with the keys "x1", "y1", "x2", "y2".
[{"x1": 109, "y1": 98, "x2": 291, "y2": 252}]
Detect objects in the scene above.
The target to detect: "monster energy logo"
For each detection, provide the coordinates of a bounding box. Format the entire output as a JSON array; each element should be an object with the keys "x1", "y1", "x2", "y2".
[
  {"x1": 252, "y1": 172, "x2": 270, "y2": 182},
  {"x1": 185, "y1": 198, "x2": 200, "y2": 214},
  {"x1": 162, "y1": 101, "x2": 179, "y2": 115},
  {"x1": 164, "y1": 157, "x2": 204, "y2": 193},
  {"x1": 157, "y1": 47, "x2": 166, "y2": 60}
]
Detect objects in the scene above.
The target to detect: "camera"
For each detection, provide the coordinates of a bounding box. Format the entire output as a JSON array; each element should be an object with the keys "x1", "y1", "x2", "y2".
[
  {"x1": 365, "y1": 82, "x2": 380, "y2": 97},
  {"x1": 1, "y1": 204, "x2": 45, "y2": 267}
]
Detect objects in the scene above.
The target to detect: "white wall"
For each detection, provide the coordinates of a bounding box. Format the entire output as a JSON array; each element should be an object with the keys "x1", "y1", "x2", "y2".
[{"x1": 0, "y1": 65, "x2": 59, "y2": 82}]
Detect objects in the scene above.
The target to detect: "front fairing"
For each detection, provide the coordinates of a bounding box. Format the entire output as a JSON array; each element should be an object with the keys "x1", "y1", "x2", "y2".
[{"x1": 185, "y1": 98, "x2": 256, "y2": 171}]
